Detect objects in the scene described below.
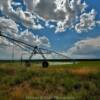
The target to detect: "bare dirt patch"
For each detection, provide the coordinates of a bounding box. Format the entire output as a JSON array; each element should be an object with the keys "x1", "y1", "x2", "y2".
[{"x1": 67, "y1": 67, "x2": 99, "y2": 75}]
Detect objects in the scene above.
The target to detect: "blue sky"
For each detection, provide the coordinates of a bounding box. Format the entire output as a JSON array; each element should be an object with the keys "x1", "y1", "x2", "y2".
[{"x1": 0, "y1": 0, "x2": 100, "y2": 59}]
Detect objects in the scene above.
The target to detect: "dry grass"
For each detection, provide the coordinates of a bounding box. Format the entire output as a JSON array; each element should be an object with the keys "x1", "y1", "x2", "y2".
[
  {"x1": 0, "y1": 61, "x2": 100, "y2": 100},
  {"x1": 67, "y1": 67, "x2": 99, "y2": 75}
]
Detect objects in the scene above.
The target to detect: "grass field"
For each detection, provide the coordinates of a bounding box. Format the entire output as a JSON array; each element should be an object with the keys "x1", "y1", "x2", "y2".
[{"x1": 0, "y1": 61, "x2": 100, "y2": 100}]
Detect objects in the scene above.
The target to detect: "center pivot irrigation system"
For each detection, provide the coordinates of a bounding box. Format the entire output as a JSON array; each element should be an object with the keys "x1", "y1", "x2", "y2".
[{"x1": 0, "y1": 31, "x2": 70, "y2": 68}]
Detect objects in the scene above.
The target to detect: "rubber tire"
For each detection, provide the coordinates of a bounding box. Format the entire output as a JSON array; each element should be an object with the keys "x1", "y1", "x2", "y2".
[{"x1": 42, "y1": 61, "x2": 49, "y2": 68}]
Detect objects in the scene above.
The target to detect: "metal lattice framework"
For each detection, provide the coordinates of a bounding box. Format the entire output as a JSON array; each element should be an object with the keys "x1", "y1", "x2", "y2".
[{"x1": 0, "y1": 31, "x2": 70, "y2": 67}]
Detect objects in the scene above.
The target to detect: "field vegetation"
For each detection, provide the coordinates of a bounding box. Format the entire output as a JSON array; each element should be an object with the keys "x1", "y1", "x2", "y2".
[{"x1": 0, "y1": 61, "x2": 100, "y2": 100}]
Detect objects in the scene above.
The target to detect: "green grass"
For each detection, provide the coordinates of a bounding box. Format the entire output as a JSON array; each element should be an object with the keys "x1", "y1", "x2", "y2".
[{"x1": 0, "y1": 61, "x2": 100, "y2": 100}]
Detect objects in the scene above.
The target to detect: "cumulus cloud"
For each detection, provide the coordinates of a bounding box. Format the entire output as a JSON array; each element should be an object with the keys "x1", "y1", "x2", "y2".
[
  {"x1": 0, "y1": 0, "x2": 43, "y2": 29},
  {"x1": 31, "y1": 0, "x2": 90, "y2": 33},
  {"x1": 24, "y1": 0, "x2": 40, "y2": 11},
  {"x1": 15, "y1": 8, "x2": 43, "y2": 29},
  {"x1": 33, "y1": 0, "x2": 87, "y2": 20},
  {"x1": 0, "y1": 37, "x2": 10, "y2": 47},
  {"x1": 11, "y1": 2, "x2": 21, "y2": 6},
  {"x1": 18, "y1": 29, "x2": 50, "y2": 47},
  {"x1": 96, "y1": 20, "x2": 100, "y2": 25},
  {"x1": 55, "y1": 21, "x2": 66, "y2": 33},
  {"x1": 0, "y1": 0, "x2": 11, "y2": 11},
  {"x1": 0, "y1": 16, "x2": 49, "y2": 47},
  {"x1": 0, "y1": 0, "x2": 99, "y2": 33},
  {"x1": 75, "y1": 9, "x2": 96, "y2": 33},
  {"x1": 0, "y1": 29, "x2": 50, "y2": 48},
  {"x1": 67, "y1": 37, "x2": 100, "y2": 58},
  {"x1": 0, "y1": 17, "x2": 18, "y2": 34}
]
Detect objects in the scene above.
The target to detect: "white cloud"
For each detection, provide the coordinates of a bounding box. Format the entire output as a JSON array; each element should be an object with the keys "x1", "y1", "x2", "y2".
[
  {"x1": 0, "y1": 0, "x2": 12, "y2": 11},
  {"x1": 75, "y1": 9, "x2": 96, "y2": 33},
  {"x1": 11, "y1": 2, "x2": 21, "y2": 6},
  {"x1": 19, "y1": 29, "x2": 50, "y2": 47},
  {"x1": 31, "y1": 0, "x2": 91, "y2": 33},
  {"x1": 24, "y1": 0, "x2": 40, "y2": 11},
  {"x1": 0, "y1": 0, "x2": 99, "y2": 33},
  {"x1": 55, "y1": 21, "x2": 66, "y2": 33},
  {"x1": 67, "y1": 37, "x2": 100, "y2": 58},
  {"x1": 0, "y1": 0, "x2": 43, "y2": 30},
  {"x1": 54, "y1": 0, "x2": 67, "y2": 12},
  {"x1": 96, "y1": 20, "x2": 100, "y2": 25},
  {"x1": 32, "y1": 0, "x2": 86, "y2": 21},
  {"x1": 0, "y1": 16, "x2": 48, "y2": 47},
  {"x1": 0, "y1": 17, "x2": 18, "y2": 34},
  {"x1": 0, "y1": 37, "x2": 10, "y2": 46}
]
